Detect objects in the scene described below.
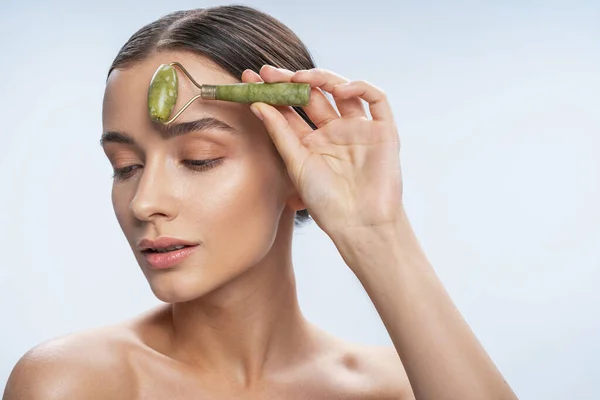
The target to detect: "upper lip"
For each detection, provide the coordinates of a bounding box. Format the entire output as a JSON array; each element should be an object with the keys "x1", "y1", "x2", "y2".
[{"x1": 138, "y1": 237, "x2": 199, "y2": 251}]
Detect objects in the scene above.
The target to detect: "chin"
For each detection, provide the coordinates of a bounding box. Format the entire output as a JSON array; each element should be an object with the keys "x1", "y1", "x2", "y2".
[{"x1": 143, "y1": 270, "x2": 219, "y2": 303}]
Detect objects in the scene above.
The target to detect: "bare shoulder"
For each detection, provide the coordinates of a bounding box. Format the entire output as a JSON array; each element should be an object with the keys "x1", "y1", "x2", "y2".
[
  {"x1": 351, "y1": 343, "x2": 415, "y2": 399},
  {"x1": 309, "y1": 328, "x2": 414, "y2": 399},
  {"x1": 3, "y1": 324, "x2": 138, "y2": 400}
]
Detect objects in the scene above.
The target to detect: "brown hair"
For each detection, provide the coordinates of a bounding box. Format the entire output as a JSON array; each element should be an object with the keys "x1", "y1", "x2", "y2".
[{"x1": 108, "y1": 5, "x2": 315, "y2": 225}]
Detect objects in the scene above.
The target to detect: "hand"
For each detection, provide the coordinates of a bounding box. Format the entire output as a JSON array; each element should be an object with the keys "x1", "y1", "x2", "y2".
[{"x1": 242, "y1": 65, "x2": 403, "y2": 239}]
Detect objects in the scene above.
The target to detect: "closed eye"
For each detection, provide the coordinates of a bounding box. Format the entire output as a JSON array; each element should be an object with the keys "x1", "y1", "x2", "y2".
[
  {"x1": 112, "y1": 165, "x2": 141, "y2": 180},
  {"x1": 111, "y1": 158, "x2": 224, "y2": 181},
  {"x1": 183, "y1": 158, "x2": 224, "y2": 172}
]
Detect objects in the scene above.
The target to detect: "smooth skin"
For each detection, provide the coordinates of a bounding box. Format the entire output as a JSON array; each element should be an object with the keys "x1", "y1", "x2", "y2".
[{"x1": 3, "y1": 50, "x2": 517, "y2": 400}]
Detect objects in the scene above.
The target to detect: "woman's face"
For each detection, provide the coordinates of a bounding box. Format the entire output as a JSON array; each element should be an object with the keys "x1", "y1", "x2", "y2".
[{"x1": 101, "y1": 51, "x2": 299, "y2": 302}]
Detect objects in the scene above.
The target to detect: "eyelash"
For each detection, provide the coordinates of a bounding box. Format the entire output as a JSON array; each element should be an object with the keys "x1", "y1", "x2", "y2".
[{"x1": 112, "y1": 158, "x2": 223, "y2": 180}]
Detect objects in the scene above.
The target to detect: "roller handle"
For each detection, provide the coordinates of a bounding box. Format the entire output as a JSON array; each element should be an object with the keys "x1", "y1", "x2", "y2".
[{"x1": 209, "y1": 82, "x2": 311, "y2": 107}]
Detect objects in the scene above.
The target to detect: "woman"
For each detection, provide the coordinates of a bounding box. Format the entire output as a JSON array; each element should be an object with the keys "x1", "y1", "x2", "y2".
[{"x1": 3, "y1": 5, "x2": 517, "y2": 399}]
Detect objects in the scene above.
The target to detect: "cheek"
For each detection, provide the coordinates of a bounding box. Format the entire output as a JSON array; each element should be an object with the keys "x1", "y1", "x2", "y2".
[
  {"x1": 191, "y1": 156, "x2": 286, "y2": 257},
  {"x1": 196, "y1": 160, "x2": 283, "y2": 223},
  {"x1": 111, "y1": 183, "x2": 135, "y2": 235}
]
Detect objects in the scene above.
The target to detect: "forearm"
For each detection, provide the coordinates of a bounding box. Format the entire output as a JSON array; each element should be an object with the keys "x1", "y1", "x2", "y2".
[{"x1": 333, "y1": 209, "x2": 517, "y2": 400}]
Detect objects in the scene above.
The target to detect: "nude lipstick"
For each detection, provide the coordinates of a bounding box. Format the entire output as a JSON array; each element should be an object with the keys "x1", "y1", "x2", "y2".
[{"x1": 138, "y1": 237, "x2": 199, "y2": 269}]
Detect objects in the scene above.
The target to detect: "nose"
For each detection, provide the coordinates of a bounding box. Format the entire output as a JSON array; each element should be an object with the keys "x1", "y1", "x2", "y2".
[{"x1": 129, "y1": 161, "x2": 179, "y2": 222}]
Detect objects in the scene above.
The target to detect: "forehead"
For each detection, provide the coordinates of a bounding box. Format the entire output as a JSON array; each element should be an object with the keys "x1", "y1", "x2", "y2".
[{"x1": 102, "y1": 51, "x2": 240, "y2": 128}]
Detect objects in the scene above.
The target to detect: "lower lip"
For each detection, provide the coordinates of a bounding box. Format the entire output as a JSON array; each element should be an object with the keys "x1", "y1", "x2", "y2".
[{"x1": 142, "y1": 246, "x2": 198, "y2": 269}]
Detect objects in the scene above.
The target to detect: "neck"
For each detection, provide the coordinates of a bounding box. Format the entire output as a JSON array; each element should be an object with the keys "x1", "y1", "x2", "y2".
[{"x1": 164, "y1": 217, "x2": 317, "y2": 387}]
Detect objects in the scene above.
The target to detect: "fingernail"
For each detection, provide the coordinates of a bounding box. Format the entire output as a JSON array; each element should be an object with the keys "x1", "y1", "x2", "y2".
[{"x1": 250, "y1": 104, "x2": 263, "y2": 121}]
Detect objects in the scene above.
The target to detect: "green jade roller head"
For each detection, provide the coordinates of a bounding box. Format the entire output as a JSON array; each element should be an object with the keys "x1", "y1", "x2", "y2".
[{"x1": 148, "y1": 62, "x2": 311, "y2": 124}]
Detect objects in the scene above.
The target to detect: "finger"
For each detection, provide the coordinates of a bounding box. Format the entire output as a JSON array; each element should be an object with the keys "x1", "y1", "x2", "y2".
[
  {"x1": 248, "y1": 67, "x2": 314, "y2": 135},
  {"x1": 241, "y1": 69, "x2": 263, "y2": 83},
  {"x1": 276, "y1": 105, "x2": 314, "y2": 139},
  {"x1": 262, "y1": 66, "x2": 339, "y2": 129},
  {"x1": 292, "y1": 69, "x2": 366, "y2": 119},
  {"x1": 250, "y1": 102, "x2": 309, "y2": 180},
  {"x1": 259, "y1": 65, "x2": 294, "y2": 83},
  {"x1": 332, "y1": 80, "x2": 393, "y2": 122},
  {"x1": 303, "y1": 86, "x2": 340, "y2": 128}
]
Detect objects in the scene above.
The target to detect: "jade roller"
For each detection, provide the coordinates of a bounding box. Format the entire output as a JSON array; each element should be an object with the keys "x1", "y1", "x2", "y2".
[{"x1": 148, "y1": 62, "x2": 311, "y2": 124}]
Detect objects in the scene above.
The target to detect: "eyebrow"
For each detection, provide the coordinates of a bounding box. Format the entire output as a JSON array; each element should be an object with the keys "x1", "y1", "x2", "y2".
[{"x1": 100, "y1": 117, "x2": 236, "y2": 146}]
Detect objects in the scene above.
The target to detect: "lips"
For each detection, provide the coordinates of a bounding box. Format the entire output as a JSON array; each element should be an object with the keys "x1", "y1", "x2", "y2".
[
  {"x1": 138, "y1": 237, "x2": 198, "y2": 251},
  {"x1": 138, "y1": 237, "x2": 199, "y2": 269}
]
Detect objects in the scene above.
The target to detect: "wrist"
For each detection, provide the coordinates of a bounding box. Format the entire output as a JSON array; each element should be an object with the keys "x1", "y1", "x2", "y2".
[{"x1": 331, "y1": 207, "x2": 421, "y2": 276}]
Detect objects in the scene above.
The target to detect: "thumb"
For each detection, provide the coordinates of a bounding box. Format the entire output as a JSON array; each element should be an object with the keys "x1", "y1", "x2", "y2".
[{"x1": 250, "y1": 102, "x2": 309, "y2": 176}]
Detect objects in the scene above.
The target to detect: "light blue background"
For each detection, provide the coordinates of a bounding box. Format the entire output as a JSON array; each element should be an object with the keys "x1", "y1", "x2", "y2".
[{"x1": 1, "y1": 1, "x2": 599, "y2": 398}]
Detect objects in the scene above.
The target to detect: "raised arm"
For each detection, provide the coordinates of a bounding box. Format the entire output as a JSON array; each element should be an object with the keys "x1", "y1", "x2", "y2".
[
  {"x1": 246, "y1": 64, "x2": 518, "y2": 399},
  {"x1": 332, "y1": 210, "x2": 517, "y2": 399}
]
